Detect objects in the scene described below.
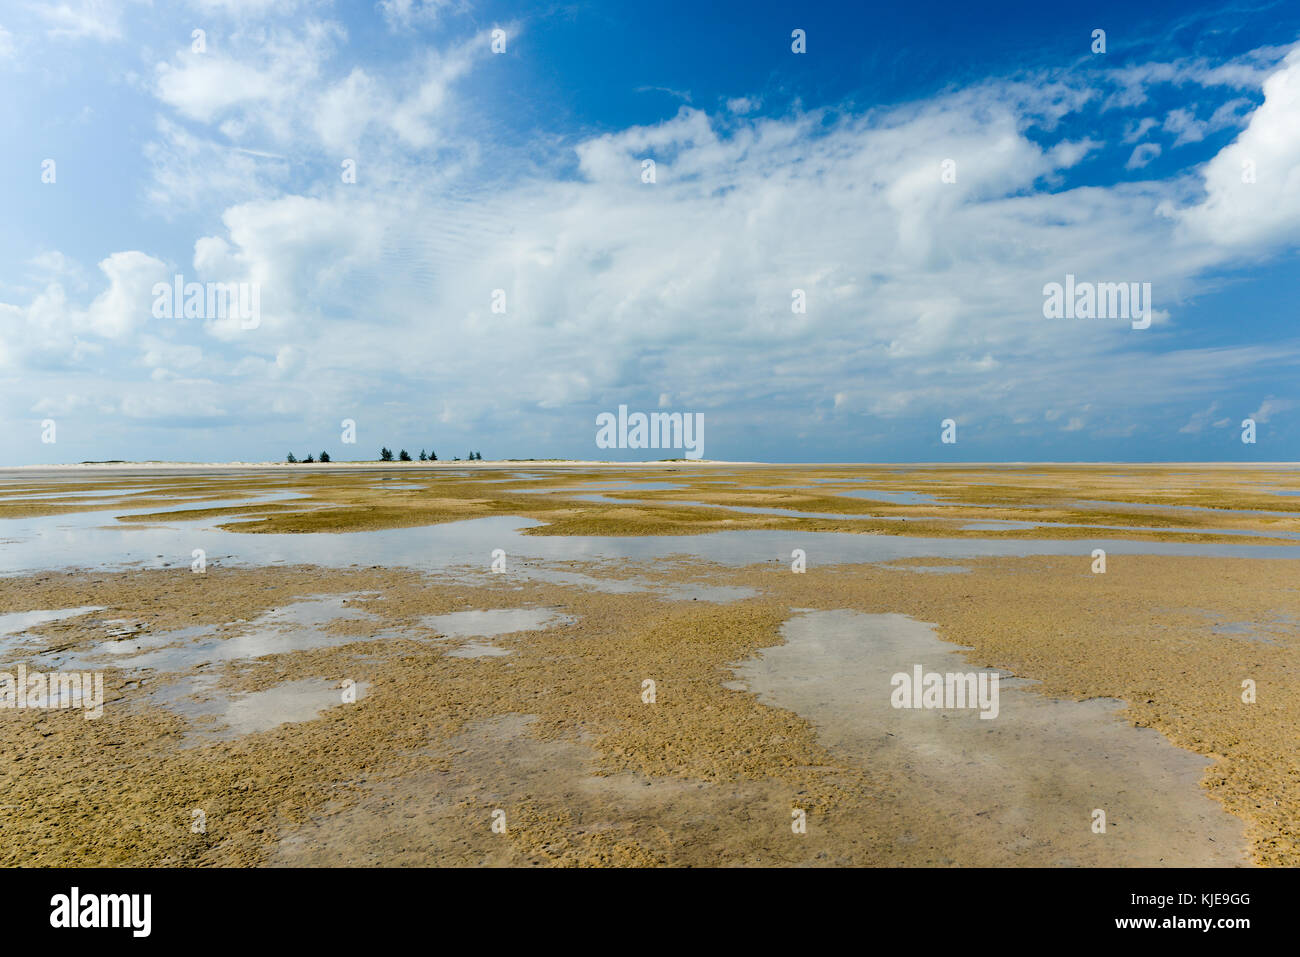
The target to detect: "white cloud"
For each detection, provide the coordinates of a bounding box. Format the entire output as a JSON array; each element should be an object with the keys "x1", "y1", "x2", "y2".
[
  {"x1": 1177, "y1": 47, "x2": 1300, "y2": 249},
  {"x1": 140, "y1": 335, "x2": 204, "y2": 372},
  {"x1": 34, "y1": 0, "x2": 124, "y2": 42},
  {"x1": 8, "y1": 33, "x2": 1300, "y2": 457},
  {"x1": 379, "y1": 0, "x2": 461, "y2": 32},
  {"x1": 1163, "y1": 98, "x2": 1254, "y2": 147},
  {"x1": 154, "y1": 22, "x2": 344, "y2": 126},
  {"x1": 1178, "y1": 401, "x2": 1221, "y2": 433},
  {"x1": 1126, "y1": 142, "x2": 1161, "y2": 170},
  {"x1": 191, "y1": 0, "x2": 304, "y2": 14},
  {"x1": 1248, "y1": 398, "x2": 1294, "y2": 424},
  {"x1": 83, "y1": 252, "x2": 169, "y2": 338}
]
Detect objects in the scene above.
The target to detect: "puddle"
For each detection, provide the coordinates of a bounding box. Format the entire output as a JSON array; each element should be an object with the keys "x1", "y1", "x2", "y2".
[
  {"x1": 880, "y1": 564, "x2": 970, "y2": 574},
  {"x1": 836, "y1": 489, "x2": 946, "y2": 506},
  {"x1": 662, "y1": 583, "x2": 759, "y2": 602},
  {"x1": 158, "y1": 675, "x2": 369, "y2": 744},
  {"x1": 111, "y1": 491, "x2": 309, "y2": 518},
  {"x1": 0, "y1": 486, "x2": 164, "y2": 502},
  {"x1": 523, "y1": 566, "x2": 756, "y2": 603},
  {"x1": 522, "y1": 481, "x2": 685, "y2": 493},
  {"x1": 1187, "y1": 609, "x2": 1297, "y2": 645},
  {"x1": 728, "y1": 609, "x2": 1246, "y2": 865},
  {"x1": 0, "y1": 606, "x2": 105, "y2": 638},
  {"x1": 40, "y1": 595, "x2": 379, "y2": 672},
  {"x1": 422, "y1": 607, "x2": 574, "y2": 638},
  {"x1": 446, "y1": 641, "x2": 512, "y2": 658}
]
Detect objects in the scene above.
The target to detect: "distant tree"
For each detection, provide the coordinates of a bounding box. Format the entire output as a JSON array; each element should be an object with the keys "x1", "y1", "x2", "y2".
[
  {"x1": 419, "y1": 450, "x2": 427, "y2": 461},
  {"x1": 453, "y1": 456, "x2": 460, "y2": 461},
  {"x1": 429, "y1": 449, "x2": 437, "y2": 461},
  {"x1": 399, "y1": 449, "x2": 411, "y2": 461},
  {"x1": 286, "y1": 452, "x2": 297, "y2": 463},
  {"x1": 320, "y1": 451, "x2": 330, "y2": 463},
  {"x1": 304, "y1": 454, "x2": 315, "y2": 463},
  {"x1": 380, "y1": 447, "x2": 393, "y2": 461}
]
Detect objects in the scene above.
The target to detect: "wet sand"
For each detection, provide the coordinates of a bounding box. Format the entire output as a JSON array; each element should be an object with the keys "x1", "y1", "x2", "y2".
[{"x1": 0, "y1": 464, "x2": 1296, "y2": 866}]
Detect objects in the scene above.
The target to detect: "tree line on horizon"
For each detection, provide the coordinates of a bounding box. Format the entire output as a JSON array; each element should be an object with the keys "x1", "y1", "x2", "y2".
[{"x1": 285, "y1": 449, "x2": 484, "y2": 463}]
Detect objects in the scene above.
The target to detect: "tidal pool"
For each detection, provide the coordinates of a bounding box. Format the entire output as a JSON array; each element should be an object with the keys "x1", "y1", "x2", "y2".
[
  {"x1": 5, "y1": 507, "x2": 1300, "y2": 580},
  {"x1": 729, "y1": 610, "x2": 1247, "y2": 866},
  {"x1": 158, "y1": 675, "x2": 371, "y2": 745}
]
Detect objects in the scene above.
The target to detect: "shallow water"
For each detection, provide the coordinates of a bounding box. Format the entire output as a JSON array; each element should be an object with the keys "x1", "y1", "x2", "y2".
[
  {"x1": 836, "y1": 488, "x2": 946, "y2": 505},
  {"x1": 421, "y1": 607, "x2": 574, "y2": 638},
  {"x1": 730, "y1": 609, "x2": 1246, "y2": 866},
  {"x1": 0, "y1": 606, "x2": 105, "y2": 638},
  {"x1": 445, "y1": 641, "x2": 514, "y2": 658},
  {"x1": 159, "y1": 675, "x2": 370, "y2": 744},
  {"x1": 38, "y1": 595, "x2": 379, "y2": 672},
  {"x1": 0, "y1": 486, "x2": 164, "y2": 502},
  {"x1": 5, "y1": 505, "x2": 1300, "y2": 580},
  {"x1": 110, "y1": 491, "x2": 310, "y2": 517},
  {"x1": 522, "y1": 566, "x2": 757, "y2": 602}
]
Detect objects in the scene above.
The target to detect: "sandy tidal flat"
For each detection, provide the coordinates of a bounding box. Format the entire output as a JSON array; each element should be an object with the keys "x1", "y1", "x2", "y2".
[{"x1": 0, "y1": 463, "x2": 1297, "y2": 866}]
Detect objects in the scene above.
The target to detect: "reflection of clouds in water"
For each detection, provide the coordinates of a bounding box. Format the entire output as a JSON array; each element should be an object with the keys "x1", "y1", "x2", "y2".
[
  {"x1": 731, "y1": 610, "x2": 1247, "y2": 866},
  {"x1": 159, "y1": 676, "x2": 370, "y2": 745},
  {"x1": 41, "y1": 595, "x2": 379, "y2": 673},
  {"x1": 2, "y1": 496, "x2": 1299, "y2": 577},
  {"x1": 5, "y1": 511, "x2": 1300, "y2": 576},
  {"x1": 0, "y1": 605, "x2": 105, "y2": 637},
  {"x1": 422, "y1": 607, "x2": 574, "y2": 638}
]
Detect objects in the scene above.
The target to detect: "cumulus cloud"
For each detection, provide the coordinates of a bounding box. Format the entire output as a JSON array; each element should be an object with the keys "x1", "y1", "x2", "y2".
[
  {"x1": 7, "y1": 25, "x2": 1300, "y2": 459},
  {"x1": 149, "y1": 56, "x2": 1296, "y2": 447},
  {"x1": 1177, "y1": 47, "x2": 1300, "y2": 249},
  {"x1": 82, "y1": 252, "x2": 169, "y2": 338},
  {"x1": 154, "y1": 21, "x2": 345, "y2": 126}
]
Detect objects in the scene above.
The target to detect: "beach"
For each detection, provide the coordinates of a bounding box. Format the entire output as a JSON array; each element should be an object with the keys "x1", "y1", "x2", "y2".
[{"x1": 1, "y1": 462, "x2": 1296, "y2": 866}]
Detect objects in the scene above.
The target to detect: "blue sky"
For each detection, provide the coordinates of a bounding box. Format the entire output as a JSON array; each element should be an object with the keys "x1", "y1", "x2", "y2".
[{"x1": 2, "y1": 0, "x2": 1299, "y2": 464}]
